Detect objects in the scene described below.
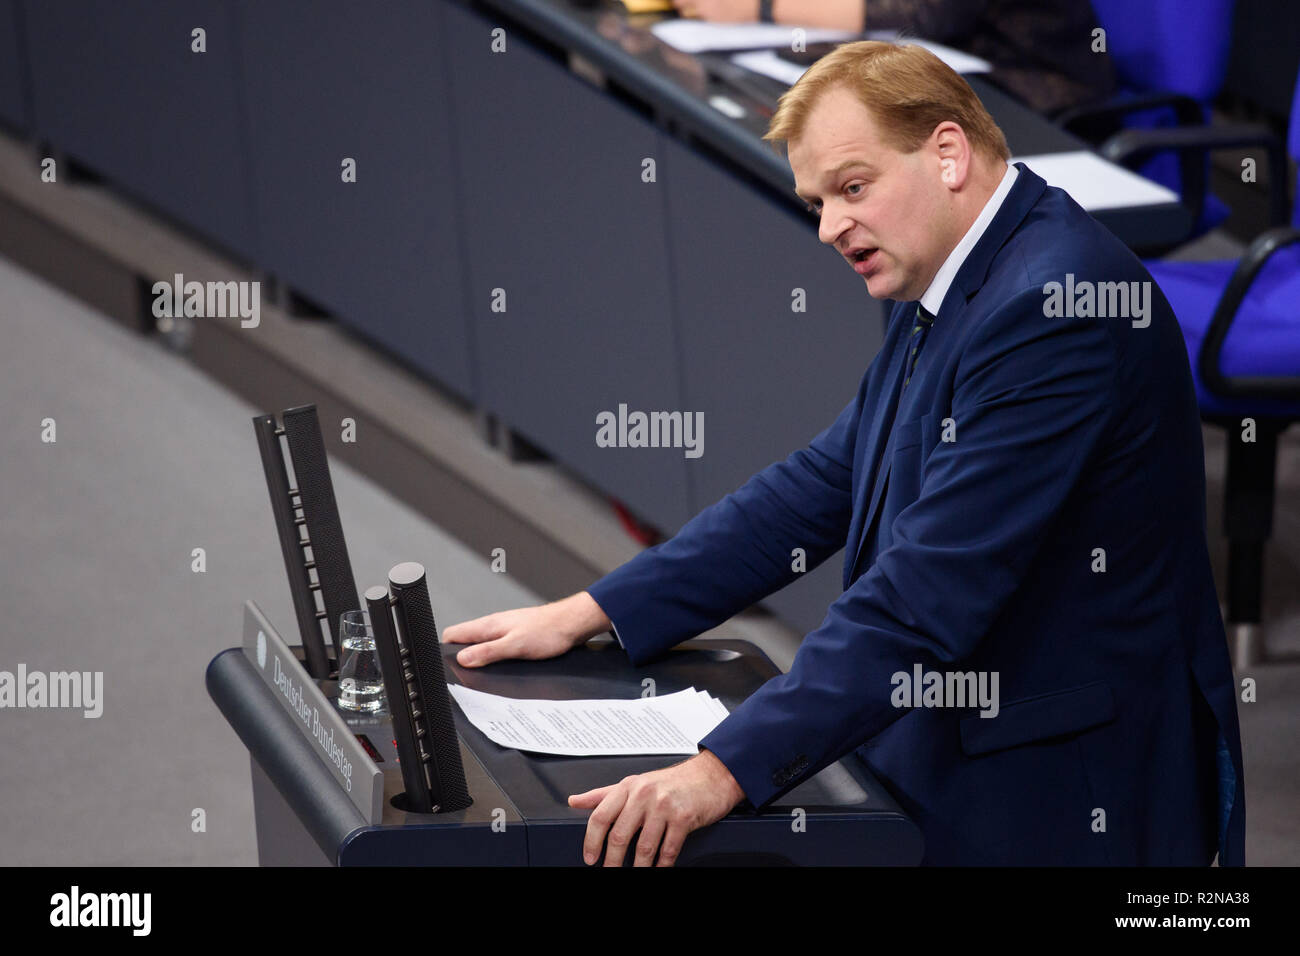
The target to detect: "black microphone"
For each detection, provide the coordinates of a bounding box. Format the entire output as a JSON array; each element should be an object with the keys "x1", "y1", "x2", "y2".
[{"x1": 368, "y1": 563, "x2": 471, "y2": 813}]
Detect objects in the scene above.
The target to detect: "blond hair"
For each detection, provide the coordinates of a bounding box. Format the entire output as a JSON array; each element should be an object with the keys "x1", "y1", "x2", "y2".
[{"x1": 765, "y1": 41, "x2": 1011, "y2": 162}]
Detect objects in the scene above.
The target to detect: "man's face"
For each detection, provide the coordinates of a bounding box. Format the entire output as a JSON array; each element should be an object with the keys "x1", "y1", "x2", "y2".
[{"x1": 789, "y1": 85, "x2": 954, "y2": 302}]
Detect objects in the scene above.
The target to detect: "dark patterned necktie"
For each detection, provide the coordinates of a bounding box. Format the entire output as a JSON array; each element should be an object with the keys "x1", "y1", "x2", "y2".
[{"x1": 904, "y1": 304, "x2": 935, "y2": 389}]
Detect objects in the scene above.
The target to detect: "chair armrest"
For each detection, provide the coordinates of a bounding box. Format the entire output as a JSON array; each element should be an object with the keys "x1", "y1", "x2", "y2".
[
  {"x1": 1056, "y1": 91, "x2": 1204, "y2": 134},
  {"x1": 1101, "y1": 124, "x2": 1291, "y2": 228},
  {"x1": 1200, "y1": 227, "x2": 1300, "y2": 401}
]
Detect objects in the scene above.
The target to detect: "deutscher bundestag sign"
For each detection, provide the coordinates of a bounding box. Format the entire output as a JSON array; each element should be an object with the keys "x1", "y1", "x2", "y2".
[{"x1": 242, "y1": 601, "x2": 383, "y2": 824}]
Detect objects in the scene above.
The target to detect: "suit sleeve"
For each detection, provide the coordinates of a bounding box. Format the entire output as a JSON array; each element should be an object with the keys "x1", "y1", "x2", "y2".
[
  {"x1": 585, "y1": 367, "x2": 875, "y2": 666},
  {"x1": 699, "y1": 289, "x2": 1119, "y2": 807}
]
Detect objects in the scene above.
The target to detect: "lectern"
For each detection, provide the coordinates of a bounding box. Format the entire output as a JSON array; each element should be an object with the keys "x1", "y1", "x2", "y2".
[
  {"x1": 207, "y1": 602, "x2": 924, "y2": 865},
  {"x1": 208, "y1": 402, "x2": 923, "y2": 865}
]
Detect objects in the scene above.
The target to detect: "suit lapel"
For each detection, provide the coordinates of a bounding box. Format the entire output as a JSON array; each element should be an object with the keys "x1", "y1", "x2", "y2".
[
  {"x1": 851, "y1": 345, "x2": 909, "y2": 574},
  {"x1": 842, "y1": 302, "x2": 912, "y2": 589}
]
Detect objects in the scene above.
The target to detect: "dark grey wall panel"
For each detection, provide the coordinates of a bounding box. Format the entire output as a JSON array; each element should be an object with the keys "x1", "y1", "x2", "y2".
[
  {"x1": 445, "y1": 1, "x2": 692, "y2": 534},
  {"x1": 237, "y1": 0, "x2": 475, "y2": 400},
  {"x1": 663, "y1": 138, "x2": 887, "y2": 634},
  {"x1": 24, "y1": 0, "x2": 257, "y2": 259},
  {"x1": 0, "y1": 0, "x2": 29, "y2": 131}
]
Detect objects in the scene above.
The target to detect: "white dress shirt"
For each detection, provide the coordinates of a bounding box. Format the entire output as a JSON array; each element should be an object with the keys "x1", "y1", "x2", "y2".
[{"x1": 918, "y1": 164, "x2": 1018, "y2": 317}]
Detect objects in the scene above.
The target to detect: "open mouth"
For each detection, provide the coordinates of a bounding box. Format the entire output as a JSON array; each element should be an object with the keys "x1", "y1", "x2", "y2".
[{"x1": 850, "y1": 248, "x2": 880, "y2": 273}]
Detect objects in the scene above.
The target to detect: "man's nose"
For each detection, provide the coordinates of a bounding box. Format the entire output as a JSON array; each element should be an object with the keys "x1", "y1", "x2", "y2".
[{"x1": 818, "y1": 208, "x2": 849, "y2": 246}]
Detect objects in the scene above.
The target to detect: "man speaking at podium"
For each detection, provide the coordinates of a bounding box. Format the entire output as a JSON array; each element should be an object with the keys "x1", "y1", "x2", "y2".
[{"x1": 443, "y1": 41, "x2": 1245, "y2": 867}]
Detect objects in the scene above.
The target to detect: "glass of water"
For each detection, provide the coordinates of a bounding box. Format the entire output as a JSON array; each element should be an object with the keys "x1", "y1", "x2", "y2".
[{"x1": 337, "y1": 610, "x2": 386, "y2": 714}]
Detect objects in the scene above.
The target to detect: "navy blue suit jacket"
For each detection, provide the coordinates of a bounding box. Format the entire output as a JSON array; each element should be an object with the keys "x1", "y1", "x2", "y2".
[{"x1": 586, "y1": 164, "x2": 1245, "y2": 865}]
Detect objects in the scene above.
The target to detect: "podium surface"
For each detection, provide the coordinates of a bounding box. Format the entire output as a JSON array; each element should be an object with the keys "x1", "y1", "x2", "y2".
[{"x1": 207, "y1": 606, "x2": 923, "y2": 866}]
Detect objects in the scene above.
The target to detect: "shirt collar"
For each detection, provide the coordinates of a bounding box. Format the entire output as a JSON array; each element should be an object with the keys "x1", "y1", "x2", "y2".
[{"x1": 918, "y1": 164, "x2": 1018, "y2": 317}]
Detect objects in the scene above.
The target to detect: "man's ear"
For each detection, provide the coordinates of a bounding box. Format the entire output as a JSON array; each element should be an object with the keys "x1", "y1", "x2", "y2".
[{"x1": 933, "y1": 122, "x2": 971, "y2": 190}]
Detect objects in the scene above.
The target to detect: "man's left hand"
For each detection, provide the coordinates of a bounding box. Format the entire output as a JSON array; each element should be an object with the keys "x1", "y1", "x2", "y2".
[{"x1": 568, "y1": 749, "x2": 745, "y2": 867}]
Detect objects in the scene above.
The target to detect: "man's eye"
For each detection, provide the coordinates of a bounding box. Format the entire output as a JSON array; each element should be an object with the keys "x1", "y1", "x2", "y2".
[
  {"x1": 804, "y1": 201, "x2": 821, "y2": 215},
  {"x1": 846, "y1": 183, "x2": 865, "y2": 196}
]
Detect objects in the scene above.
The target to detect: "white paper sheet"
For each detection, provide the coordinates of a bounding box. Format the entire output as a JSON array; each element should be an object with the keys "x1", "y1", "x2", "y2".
[
  {"x1": 730, "y1": 35, "x2": 991, "y2": 88},
  {"x1": 651, "y1": 21, "x2": 857, "y2": 54},
  {"x1": 1012, "y1": 151, "x2": 1180, "y2": 210},
  {"x1": 448, "y1": 684, "x2": 730, "y2": 756},
  {"x1": 730, "y1": 49, "x2": 808, "y2": 86},
  {"x1": 865, "y1": 31, "x2": 992, "y2": 74}
]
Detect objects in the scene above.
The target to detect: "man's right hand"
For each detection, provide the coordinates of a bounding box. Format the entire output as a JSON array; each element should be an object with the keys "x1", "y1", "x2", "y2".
[{"x1": 441, "y1": 591, "x2": 613, "y2": 668}]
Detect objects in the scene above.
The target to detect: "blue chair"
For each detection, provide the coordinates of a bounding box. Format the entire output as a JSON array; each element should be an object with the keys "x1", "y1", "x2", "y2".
[
  {"x1": 1058, "y1": 0, "x2": 1237, "y2": 248},
  {"x1": 1145, "y1": 69, "x2": 1300, "y2": 667}
]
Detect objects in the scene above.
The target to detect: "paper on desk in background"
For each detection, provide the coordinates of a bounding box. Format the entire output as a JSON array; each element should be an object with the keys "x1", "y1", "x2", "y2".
[
  {"x1": 651, "y1": 20, "x2": 857, "y2": 54},
  {"x1": 729, "y1": 50, "x2": 809, "y2": 86},
  {"x1": 730, "y1": 34, "x2": 990, "y2": 87},
  {"x1": 865, "y1": 32, "x2": 992, "y2": 74},
  {"x1": 448, "y1": 684, "x2": 730, "y2": 756},
  {"x1": 1013, "y1": 152, "x2": 1179, "y2": 210},
  {"x1": 653, "y1": 19, "x2": 991, "y2": 70}
]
